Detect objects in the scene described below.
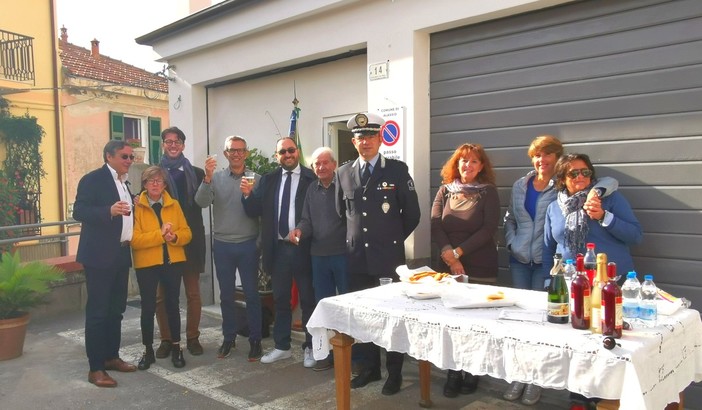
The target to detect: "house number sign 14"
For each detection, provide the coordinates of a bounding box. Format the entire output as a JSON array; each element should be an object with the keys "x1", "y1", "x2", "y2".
[{"x1": 369, "y1": 61, "x2": 389, "y2": 80}]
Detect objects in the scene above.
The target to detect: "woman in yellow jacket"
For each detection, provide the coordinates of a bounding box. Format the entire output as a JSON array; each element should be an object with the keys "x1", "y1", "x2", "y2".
[{"x1": 132, "y1": 166, "x2": 192, "y2": 370}]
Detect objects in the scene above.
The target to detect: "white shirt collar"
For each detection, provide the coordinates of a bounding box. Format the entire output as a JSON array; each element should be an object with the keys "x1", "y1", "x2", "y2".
[{"x1": 107, "y1": 163, "x2": 128, "y2": 183}]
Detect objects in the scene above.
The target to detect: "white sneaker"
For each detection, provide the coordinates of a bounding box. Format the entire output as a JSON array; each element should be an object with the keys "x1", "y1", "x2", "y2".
[
  {"x1": 260, "y1": 348, "x2": 292, "y2": 364},
  {"x1": 303, "y1": 347, "x2": 316, "y2": 368}
]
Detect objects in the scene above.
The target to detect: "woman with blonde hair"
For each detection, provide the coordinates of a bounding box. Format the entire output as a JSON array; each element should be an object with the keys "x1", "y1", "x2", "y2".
[{"x1": 503, "y1": 136, "x2": 617, "y2": 405}]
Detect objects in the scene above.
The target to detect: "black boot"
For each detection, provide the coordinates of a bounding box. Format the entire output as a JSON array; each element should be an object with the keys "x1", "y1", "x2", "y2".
[
  {"x1": 138, "y1": 345, "x2": 155, "y2": 370},
  {"x1": 171, "y1": 343, "x2": 185, "y2": 368},
  {"x1": 443, "y1": 370, "x2": 462, "y2": 398},
  {"x1": 461, "y1": 372, "x2": 479, "y2": 394}
]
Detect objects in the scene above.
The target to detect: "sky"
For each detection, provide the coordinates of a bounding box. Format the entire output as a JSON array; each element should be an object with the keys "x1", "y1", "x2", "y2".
[{"x1": 56, "y1": 0, "x2": 194, "y2": 73}]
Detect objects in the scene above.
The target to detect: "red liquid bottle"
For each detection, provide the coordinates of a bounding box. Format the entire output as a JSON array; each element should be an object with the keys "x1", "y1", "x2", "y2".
[
  {"x1": 601, "y1": 262, "x2": 623, "y2": 338},
  {"x1": 583, "y1": 243, "x2": 596, "y2": 287},
  {"x1": 570, "y1": 254, "x2": 591, "y2": 330}
]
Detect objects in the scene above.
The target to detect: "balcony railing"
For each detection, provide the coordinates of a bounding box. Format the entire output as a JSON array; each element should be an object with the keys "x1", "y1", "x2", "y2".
[{"x1": 0, "y1": 29, "x2": 35, "y2": 84}]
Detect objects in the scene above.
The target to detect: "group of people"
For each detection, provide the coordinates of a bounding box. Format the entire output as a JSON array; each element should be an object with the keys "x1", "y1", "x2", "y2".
[
  {"x1": 73, "y1": 114, "x2": 642, "y2": 404},
  {"x1": 74, "y1": 127, "x2": 208, "y2": 387},
  {"x1": 433, "y1": 135, "x2": 641, "y2": 405},
  {"x1": 72, "y1": 112, "x2": 421, "y2": 396}
]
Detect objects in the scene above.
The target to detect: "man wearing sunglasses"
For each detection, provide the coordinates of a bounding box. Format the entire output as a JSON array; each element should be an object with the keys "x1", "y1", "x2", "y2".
[
  {"x1": 73, "y1": 140, "x2": 137, "y2": 387},
  {"x1": 241, "y1": 137, "x2": 317, "y2": 368}
]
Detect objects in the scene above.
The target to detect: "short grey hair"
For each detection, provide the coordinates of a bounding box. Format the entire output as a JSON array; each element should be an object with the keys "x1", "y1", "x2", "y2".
[
  {"x1": 311, "y1": 146, "x2": 336, "y2": 163},
  {"x1": 223, "y1": 135, "x2": 247, "y2": 150}
]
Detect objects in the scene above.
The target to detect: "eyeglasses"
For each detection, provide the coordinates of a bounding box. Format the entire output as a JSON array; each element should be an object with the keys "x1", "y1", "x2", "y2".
[
  {"x1": 225, "y1": 148, "x2": 247, "y2": 154},
  {"x1": 277, "y1": 147, "x2": 297, "y2": 155},
  {"x1": 145, "y1": 179, "x2": 164, "y2": 185},
  {"x1": 120, "y1": 154, "x2": 135, "y2": 160},
  {"x1": 163, "y1": 140, "x2": 183, "y2": 147},
  {"x1": 567, "y1": 169, "x2": 593, "y2": 179}
]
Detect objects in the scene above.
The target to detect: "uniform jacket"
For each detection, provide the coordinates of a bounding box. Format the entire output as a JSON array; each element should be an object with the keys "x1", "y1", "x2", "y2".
[
  {"x1": 73, "y1": 164, "x2": 133, "y2": 269},
  {"x1": 242, "y1": 165, "x2": 317, "y2": 274},
  {"x1": 131, "y1": 190, "x2": 192, "y2": 269},
  {"x1": 337, "y1": 155, "x2": 421, "y2": 276}
]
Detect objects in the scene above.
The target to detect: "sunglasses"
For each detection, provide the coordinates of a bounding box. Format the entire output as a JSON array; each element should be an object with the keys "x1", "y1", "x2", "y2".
[
  {"x1": 567, "y1": 169, "x2": 593, "y2": 179},
  {"x1": 120, "y1": 154, "x2": 135, "y2": 160},
  {"x1": 277, "y1": 147, "x2": 297, "y2": 155},
  {"x1": 163, "y1": 140, "x2": 183, "y2": 146}
]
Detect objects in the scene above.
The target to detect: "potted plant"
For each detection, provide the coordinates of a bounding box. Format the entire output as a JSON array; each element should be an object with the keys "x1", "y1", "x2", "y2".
[{"x1": 0, "y1": 252, "x2": 64, "y2": 360}]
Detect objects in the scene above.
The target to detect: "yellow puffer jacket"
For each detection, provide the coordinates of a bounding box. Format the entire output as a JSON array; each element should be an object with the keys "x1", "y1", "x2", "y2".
[{"x1": 132, "y1": 190, "x2": 192, "y2": 269}]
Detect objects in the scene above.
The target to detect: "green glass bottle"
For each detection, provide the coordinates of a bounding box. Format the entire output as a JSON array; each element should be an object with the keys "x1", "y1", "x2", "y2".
[{"x1": 547, "y1": 253, "x2": 570, "y2": 324}]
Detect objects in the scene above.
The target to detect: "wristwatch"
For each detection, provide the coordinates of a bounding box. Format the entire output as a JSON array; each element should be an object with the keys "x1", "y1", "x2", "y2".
[{"x1": 452, "y1": 248, "x2": 460, "y2": 260}]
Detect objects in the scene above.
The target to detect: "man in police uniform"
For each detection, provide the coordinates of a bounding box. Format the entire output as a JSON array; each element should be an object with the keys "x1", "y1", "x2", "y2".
[{"x1": 337, "y1": 112, "x2": 421, "y2": 395}]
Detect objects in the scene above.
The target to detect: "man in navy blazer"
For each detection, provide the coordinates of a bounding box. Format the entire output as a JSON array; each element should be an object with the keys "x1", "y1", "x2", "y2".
[
  {"x1": 241, "y1": 137, "x2": 317, "y2": 368},
  {"x1": 73, "y1": 140, "x2": 138, "y2": 387}
]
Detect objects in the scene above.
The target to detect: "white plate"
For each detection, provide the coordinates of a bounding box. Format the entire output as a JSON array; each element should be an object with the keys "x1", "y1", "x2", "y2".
[{"x1": 441, "y1": 289, "x2": 516, "y2": 309}]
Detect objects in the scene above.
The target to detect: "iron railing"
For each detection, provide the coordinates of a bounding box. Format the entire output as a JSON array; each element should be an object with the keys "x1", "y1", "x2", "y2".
[
  {"x1": 0, "y1": 221, "x2": 80, "y2": 260},
  {"x1": 0, "y1": 29, "x2": 35, "y2": 84}
]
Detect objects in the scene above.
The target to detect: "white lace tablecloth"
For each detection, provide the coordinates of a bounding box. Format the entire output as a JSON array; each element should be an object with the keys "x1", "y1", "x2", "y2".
[{"x1": 307, "y1": 282, "x2": 702, "y2": 410}]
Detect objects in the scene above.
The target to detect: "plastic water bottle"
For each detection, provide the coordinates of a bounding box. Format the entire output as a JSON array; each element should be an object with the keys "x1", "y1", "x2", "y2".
[
  {"x1": 639, "y1": 275, "x2": 658, "y2": 326},
  {"x1": 621, "y1": 272, "x2": 641, "y2": 320}
]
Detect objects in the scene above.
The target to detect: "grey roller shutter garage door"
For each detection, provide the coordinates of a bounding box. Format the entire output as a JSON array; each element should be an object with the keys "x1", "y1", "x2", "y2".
[{"x1": 430, "y1": 0, "x2": 702, "y2": 326}]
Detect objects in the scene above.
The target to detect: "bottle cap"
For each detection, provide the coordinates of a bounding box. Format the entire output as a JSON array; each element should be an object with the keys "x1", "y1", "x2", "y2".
[
  {"x1": 644, "y1": 274, "x2": 653, "y2": 281},
  {"x1": 566, "y1": 259, "x2": 573, "y2": 264},
  {"x1": 627, "y1": 272, "x2": 636, "y2": 279},
  {"x1": 586, "y1": 243, "x2": 595, "y2": 249}
]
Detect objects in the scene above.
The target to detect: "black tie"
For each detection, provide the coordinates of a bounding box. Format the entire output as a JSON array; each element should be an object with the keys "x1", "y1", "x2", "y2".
[
  {"x1": 152, "y1": 202, "x2": 169, "y2": 263},
  {"x1": 361, "y1": 163, "x2": 372, "y2": 186},
  {"x1": 279, "y1": 171, "x2": 293, "y2": 238}
]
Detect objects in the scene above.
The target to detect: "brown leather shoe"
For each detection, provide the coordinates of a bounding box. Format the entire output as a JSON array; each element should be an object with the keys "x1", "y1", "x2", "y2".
[
  {"x1": 104, "y1": 358, "x2": 137, "y2": 372},
  {"x1": 88, "y1": 370, "x2": 117, "y2": 387},
  {"x1": 187, "y1": 338, "x2": 203, "y2": 356}
]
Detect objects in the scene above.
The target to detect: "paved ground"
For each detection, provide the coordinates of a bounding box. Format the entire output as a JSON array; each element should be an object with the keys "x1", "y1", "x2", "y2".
[{"x1": 0, "y1": 302, "x2": 573, "y2": 409}]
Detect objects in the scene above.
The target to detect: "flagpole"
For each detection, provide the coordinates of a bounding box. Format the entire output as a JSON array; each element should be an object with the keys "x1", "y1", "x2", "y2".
[{"x1": 289, "y1": 83, "x2": 305, "y2": 166}]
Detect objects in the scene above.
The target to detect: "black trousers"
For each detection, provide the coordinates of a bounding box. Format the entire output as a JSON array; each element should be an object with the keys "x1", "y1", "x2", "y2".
[
  {"x1": 349, "y1": 272, "x2": 404, "y2": 377},
  {"x1": 136, "y1": 263, "x2": 184, "y2": 345},
  {"x1": 84, "y1": 250, "x2": 130, "y2": 371}
]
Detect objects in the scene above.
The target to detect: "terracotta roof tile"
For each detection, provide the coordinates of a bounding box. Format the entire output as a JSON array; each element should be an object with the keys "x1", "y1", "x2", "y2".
[{"x1": 59, "y1": 41, "x2": 168, "y2": 93}]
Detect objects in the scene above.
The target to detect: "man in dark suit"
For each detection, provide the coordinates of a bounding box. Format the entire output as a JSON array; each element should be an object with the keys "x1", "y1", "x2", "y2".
[
  {"x1": 337, "y1": 112, "x2": 421, "y2": 396},
  {"x1": 241, "y1": 137, "x2": 317, "y2": 368},
  {"x1": 73, "y1": 140, "x2": 138, "y2": 387},
  {"x1": 155, "y1": 126, "x2": 207, "y2": 357}
]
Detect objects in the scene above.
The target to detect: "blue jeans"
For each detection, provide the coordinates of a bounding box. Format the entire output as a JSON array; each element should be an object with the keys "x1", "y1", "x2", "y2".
[
  {"x1": 510, "y1": 258, "x2": 547, "y2": 290},
  {"x1": 213, "y1": 238, "x2": 262, "y2": 342},
  {"x1": 272, "y1": 240, "x2": 315, "y2": 351},
  {"x1": 311, "y1": 254, "x2": 349, "y2": 302}
]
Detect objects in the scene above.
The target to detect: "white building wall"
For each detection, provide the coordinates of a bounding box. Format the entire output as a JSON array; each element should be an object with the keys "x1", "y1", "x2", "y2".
[{"x1": 153, "y1": 0, "x2": 575, "y2": 262}]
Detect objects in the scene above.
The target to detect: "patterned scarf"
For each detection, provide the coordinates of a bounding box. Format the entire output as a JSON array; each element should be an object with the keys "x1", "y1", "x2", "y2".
[
  {"x1": 445, "y1": 179, "x2": 491, "y2": 211},
  {"x1": 557, "y1": 184, "x2": 593, "y2": 254},
  {"x1": 160, "y1": 153, "x2": 198, "y2": 207}
]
